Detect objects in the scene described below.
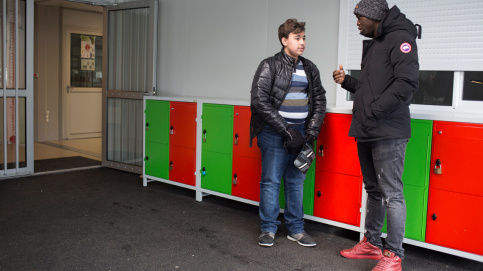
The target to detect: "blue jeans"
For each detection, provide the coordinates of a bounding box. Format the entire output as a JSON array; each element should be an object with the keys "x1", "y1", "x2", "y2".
[
  {"x1": 357, "y1": 139, "x2": 408, "y2": 259},
  {"x1": 257, "y1": 124, "x2": 306, "y2": 235}
]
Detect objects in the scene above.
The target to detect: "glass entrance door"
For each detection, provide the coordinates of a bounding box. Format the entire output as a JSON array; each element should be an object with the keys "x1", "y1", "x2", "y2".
[
  {"x1": 103, "y1": 0, "x2": 157, "y2": 173},
  {"x1": 0, "y1": 0, "x2": 33, "y2": 177}
]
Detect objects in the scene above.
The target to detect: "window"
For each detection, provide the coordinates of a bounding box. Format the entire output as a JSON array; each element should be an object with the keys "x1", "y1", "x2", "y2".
[
  {"x1": 413, "y1": 71, "x2": 453, "y2": 106},
  {"x1": 345, "y1": 70, "x2": 454, "y2": 107},
  {"x1": 463, "y1": 72, "x2": 483, "y2": 102}
]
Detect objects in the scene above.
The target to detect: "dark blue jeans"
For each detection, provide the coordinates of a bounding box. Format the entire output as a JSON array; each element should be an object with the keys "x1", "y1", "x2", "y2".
[
  {"x1": 357, "y1": 139, "x2": 408, "y2": 259},
  {"x1": 257, "y1": 124, "x2": 306, "y2": 235}
]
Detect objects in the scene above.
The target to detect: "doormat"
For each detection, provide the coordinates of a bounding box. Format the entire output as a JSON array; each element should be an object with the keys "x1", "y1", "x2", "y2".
[{"x1": 35, "y1": 156, "x2": 101, "y2": 173}]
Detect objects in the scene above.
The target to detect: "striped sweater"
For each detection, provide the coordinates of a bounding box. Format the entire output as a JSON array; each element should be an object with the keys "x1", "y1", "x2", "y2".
[{"x1": 278, "y1": 60, "x2": 308, "y2": 125}]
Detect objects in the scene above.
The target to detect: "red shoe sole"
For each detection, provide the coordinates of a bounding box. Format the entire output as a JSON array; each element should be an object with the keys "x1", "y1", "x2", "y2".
[{"x1": 340, "y1": 252, "x2": 382, "y2": 260}]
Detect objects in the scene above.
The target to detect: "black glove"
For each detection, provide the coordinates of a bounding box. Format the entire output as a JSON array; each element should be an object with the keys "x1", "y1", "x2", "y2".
[
  {"x1": 283, "y1": 127, "x2": 305, "y2": 154},
  {"x1": 304, "y1": 134, "x2": 316, "y2": 147}
]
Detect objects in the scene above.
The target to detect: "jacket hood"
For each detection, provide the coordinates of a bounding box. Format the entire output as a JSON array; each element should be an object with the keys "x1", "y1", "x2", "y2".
[{"x1": 376, "y1": 5, "x2": 417, "y2": 38}]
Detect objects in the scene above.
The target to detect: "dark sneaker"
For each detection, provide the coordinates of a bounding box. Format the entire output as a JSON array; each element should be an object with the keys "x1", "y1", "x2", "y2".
[
  {"x1": 287, "y1": 232, "x2": 316, "y2": 247},
  {"x1": 258, "y1": 232, "x2": 275, "y2": 247},
  {"x1": 340, "y1": 236, "x2": 382, "y2": 260},
  {"x1": 372, "y1": 250, "x2": 402, "y2": 271}
]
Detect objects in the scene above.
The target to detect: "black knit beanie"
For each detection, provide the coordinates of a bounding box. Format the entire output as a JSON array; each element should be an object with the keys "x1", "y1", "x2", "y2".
[{"x1": 354, "y1": 0, "x2": 389, "y2": 21}]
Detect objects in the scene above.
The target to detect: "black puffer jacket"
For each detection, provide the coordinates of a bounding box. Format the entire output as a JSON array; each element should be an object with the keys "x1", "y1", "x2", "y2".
[
  {"x1": 250, "y1": 49, "x2": 327, "y2": 146},
  {"x1": 342, "y1": 6, "x2": 419, "y2": 141}
]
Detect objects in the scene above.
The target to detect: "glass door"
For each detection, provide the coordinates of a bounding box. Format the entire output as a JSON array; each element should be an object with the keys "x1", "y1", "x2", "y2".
[
  {"x1": 0, "y1": 0, "x2": 33, "y2": 177},
  {"x1": 103, "y1": 0, "x2": 157, "y2": 173}
]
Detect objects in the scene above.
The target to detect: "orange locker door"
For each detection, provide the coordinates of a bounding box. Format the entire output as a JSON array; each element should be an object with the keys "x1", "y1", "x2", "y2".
[
  {"x1": 316, "y1": 113, "x2": 360, "y2": 176},
  {"x1": 231, "y1": 155, "x2": 262, "y2": 202},
  {"x1": 169, "y1": 101, "x2": 197, "y2": 149},
  {"x1": 313, "y1": 170, "x2": 362, "y2": 226},
  {"x1": 233, "y1": 106, "x2": 261, "y2": 160},
  {"x1": 426, "y1": 188, "x2": 483, "y2": 255},
  {"x1": 169, "y1": 145, "x2": 196, "y2": 186},
  {"x1": 430, "y1": 121, "x2": 483, "y2": 197}
]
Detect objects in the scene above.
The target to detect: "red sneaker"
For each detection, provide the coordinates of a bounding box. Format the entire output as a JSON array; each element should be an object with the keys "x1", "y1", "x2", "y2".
[
  {"x1": 340, "y1": 237, "x2": 382, "y2": 260},
  {"x1": 372, "y1": 250, "x2": 402, "y2": 271}
]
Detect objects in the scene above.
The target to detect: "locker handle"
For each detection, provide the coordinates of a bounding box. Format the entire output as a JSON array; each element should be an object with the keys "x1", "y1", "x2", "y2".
[
  {"x1": 317, "y1": 191, "x2": 321, "y2": 197},
  {"x1": 145, "y1": 122, "x2": 149, "y2": 131},
  {"x1": 203, "y1": 129, "x2": 207, "y2": 142},
  {"x1": 318, "y1": 145, "x2": 324, "y2": 157},
  {"x1": 234, "y1": 133, "x2": 239, "y2": 145},
  {"x1": 170, "y1": 125, "x2": 174, "y2": 135},
  {"x1": 145, "y1": 156, "x2": 149, "y2": 161},
  {"x1": 233, "y1": 173, "x2": 238, "y2": 185},
  {"x1": 169, "y1": 161, "x2": 174, "y2": 171},
  {"x1": 432, "y1": 213, "x2": 437, "y2": 221},
  {"x1": 201, "y1": 167, "x2": 206, "y2": 176}
]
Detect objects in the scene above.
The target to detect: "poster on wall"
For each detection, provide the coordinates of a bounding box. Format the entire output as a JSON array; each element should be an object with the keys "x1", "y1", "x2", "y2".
[{"x1": 81, "y1": 35, "x2": 95, "y2": 62}]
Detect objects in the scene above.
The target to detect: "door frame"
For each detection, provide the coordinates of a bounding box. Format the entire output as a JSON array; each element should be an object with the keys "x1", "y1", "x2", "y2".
[{"x1": 62, "y1": 26, "x2": 103, "y2": 140}]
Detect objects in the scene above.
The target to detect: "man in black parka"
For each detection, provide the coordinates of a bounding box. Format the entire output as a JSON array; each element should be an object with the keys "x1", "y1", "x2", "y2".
[{"x1": 333, "y1": 0, "x2": 419, "y2": 270}]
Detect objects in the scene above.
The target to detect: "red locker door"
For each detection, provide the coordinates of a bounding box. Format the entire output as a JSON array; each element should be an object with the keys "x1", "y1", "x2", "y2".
[
  {"x1": 169, "y1": 145, "x2": 196, "y2": 186},
  {"x1": 313, "y1": 170, "x2": 362, "y2": 226},
  {"x1": 316, "y1": 113, "x2": 360, "y2": 176},
  {"x1": 232, "y1": 155, "x2": 261, "y2": 202},
  {"x1": 233, "y1": 106, "x2": 261, "y2": 160},
  {"x1": 426, "y1": 188, "x2": 483, "y2": 255},
  {"x1": 430, "y1": 121, "x2": 483, "y2": 197},
  {"x1": 169, "y1": 101, "x2": 197, "y2": 149}
]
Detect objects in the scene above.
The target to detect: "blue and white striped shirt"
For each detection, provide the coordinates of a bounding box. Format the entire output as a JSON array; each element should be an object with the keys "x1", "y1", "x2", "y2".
[{"x1": 279, "y1": 60, "x2": 309, "y2": 125}]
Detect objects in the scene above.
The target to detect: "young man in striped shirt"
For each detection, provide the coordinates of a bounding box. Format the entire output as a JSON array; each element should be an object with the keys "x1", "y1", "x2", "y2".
[{"x1": 250, "y1": 18, "x2": 327, "y2": 247}]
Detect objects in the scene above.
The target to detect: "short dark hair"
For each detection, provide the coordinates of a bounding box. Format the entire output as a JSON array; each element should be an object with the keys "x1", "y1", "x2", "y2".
[{"x1": 278, "y1": 19, "x2": 306, "y2": 46}]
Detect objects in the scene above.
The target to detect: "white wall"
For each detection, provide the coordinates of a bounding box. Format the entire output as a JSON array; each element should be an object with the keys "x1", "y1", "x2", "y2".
[{"x1": 157, "y1": 0, "x2": 340, "y2": 106}]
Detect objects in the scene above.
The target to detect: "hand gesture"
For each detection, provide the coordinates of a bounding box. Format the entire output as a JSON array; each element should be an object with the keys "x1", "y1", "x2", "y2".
[{"x1": 333, "y1": 64, "x2": 345, "y2": 85}]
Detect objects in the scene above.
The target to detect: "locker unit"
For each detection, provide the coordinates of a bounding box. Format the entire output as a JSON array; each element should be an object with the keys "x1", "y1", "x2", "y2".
[
  {"x1": 382, "y1": 119, "x2": 433, "y2": 241},
  {"x1": 143, "y1": 97, "x2": 483, "y2": 262},
  {"x1": 425, "y1": 121, "x2": 483, "y2": 255},
  {"x1": 168, "y1": 102, "x2": 197, "y2": 186},
  {"x1": 145, "y1": 100, "x2": 170, "y2": 179},
  {"x1": 232, "y1": 106, "x2": 262, "y2": 202},
  {"x1": 313, "y1": 113, "x2": 362, "y2": 226},
  {"x1": 313, "y1": 170, "x2": 362, "y2": 226},
  {"x1": 201, "y1": 104, "x2": 234, "y2": 194}
]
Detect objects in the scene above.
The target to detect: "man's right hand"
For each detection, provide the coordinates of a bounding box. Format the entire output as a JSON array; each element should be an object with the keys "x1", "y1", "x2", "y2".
[{"x1": 333, "y1": 64, "x2": 345, "y2": 85}]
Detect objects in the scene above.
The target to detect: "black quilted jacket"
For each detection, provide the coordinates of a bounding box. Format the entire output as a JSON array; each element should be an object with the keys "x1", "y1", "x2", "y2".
[{"x1": 249, "y1": 49, "x2": 327, "y2": 146}]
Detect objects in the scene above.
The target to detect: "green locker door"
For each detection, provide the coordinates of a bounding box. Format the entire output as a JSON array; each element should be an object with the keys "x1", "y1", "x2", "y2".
[
  {"x1": 145, "y1": 142, "x2": 169, "y2": 179},
  {"x1": 382, "y1": 119, "x2": 432, "y2": 241},
  {"x1": 202, "y1": 104, "x2": 234, "y2": 154},
  {"x1": 403, "y1": 119, "x2": 432, "y2": 187},
  {"x1": 145, "y1": 100, "x2": 170, "y2": 179},
  {"x1": 279, "y1": 156, "x2": 316, "y2": 216},
  {"x1": 145, "y1": 100, "x2": 170, "y2": 144},
  {"x1": 382, "y1": 184, "x2": 428, "y2": 241},
  {"x1": 201, "y1": 150, "x2": 232, "y2": 194}
]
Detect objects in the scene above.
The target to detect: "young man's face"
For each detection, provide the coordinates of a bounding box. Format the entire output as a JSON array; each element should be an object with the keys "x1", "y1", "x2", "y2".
[
  {"x1": 282, "y1": 31, "x2": 305, "y2": 59},
  {"x1": 356, "y1": 15, "x2": 379, "y2": 38}
]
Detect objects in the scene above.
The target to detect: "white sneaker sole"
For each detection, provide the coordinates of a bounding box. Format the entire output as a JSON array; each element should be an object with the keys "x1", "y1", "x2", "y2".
[{"x1": 287, "y1": 235, "x2": 316, "y2": 247}]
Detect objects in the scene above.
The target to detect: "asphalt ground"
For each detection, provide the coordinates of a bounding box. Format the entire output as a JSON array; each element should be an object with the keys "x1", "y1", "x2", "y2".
[{"x1": 1, "y1": 168, "x2": 482, "y2": 270}]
